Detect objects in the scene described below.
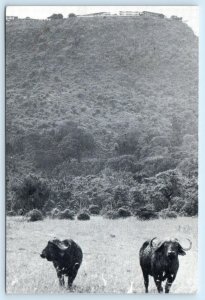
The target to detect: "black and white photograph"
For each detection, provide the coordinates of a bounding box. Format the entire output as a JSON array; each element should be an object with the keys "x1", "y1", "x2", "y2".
[{"x1": 5, "y1": 6, "x2": 198, "y2": 294}]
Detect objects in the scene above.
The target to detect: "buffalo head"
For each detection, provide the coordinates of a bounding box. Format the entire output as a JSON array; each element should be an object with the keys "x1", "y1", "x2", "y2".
[
  {"x1": 151, "y1": 237, "x2": 192, "y2": 259},
  {"x1": 40, "y1": 239, "x2": 68, "y2": 261}
]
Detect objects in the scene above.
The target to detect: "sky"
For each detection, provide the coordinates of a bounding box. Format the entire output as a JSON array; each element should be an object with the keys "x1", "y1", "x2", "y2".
[{"x1": 6, "y1": 6, "x2": 199, "y2": 36}]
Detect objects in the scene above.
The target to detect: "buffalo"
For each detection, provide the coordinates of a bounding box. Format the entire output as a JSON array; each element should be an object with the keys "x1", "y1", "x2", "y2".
[
  {"x1": 139, "y1": 237, "x2": 192, "y2": 293},
  {"x1": 40, "y1": 238, "x2": 83, "y2": 288}
]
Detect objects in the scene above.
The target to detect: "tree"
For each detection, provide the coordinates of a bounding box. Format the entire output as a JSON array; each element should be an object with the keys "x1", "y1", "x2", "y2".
[
  {"x1": 12, "y1": 174, "x2": 50, "y2": 214},
  {"x1": 154, "y1": 170, "x2": 183, "y2": 209},
  {"x1": 48, "y1": 14, "x2": 63, "y2": 20},
  {"x1": 68, "y1": 13, "x2": 76, "y2": 18},
  {"x1": 58, "y1": 127, "x2": 96, "y2": 162},
  {"x1": 115, "y1": 130, "x2": 141, "y2": 155},
  {"x1": 171, "y1": 115, "x2": 183, "y2": 146}
]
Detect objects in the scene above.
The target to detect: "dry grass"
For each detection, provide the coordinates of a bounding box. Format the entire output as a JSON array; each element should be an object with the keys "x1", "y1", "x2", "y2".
[{"x1": 6, "y1": 216, "x2": 197, "y2": 294}]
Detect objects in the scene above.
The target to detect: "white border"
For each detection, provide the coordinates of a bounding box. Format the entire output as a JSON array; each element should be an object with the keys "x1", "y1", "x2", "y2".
[{"x1": 1, "y1": 1, "x2": 204, "y2": 299}]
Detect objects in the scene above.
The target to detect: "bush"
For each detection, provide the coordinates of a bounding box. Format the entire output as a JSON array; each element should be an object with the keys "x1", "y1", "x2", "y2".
[
  {"x1": 50, "y1": 207, "x2": 60, "y2": 219},
  {"x1": 106, "y1": 155, "x2": 136, "y2": 173},
  {"x1": 129, "y1": 187, "x2": 146, "y2": 211},
  {"x1": 103, "y1": 210, "x2": 119, "y2": 219},
  {"x1": 115, "y1": 130, "x2": 140, "y2": 155},
  {"x1": 7, "y1": 210, "x2": 16, "y2": 216},
  {"x1": 113, "y1": 185, "x2": 129, "y2": 208},
  {"x1": 89, "y1": 205, "x2": 100, "y2": 215},
  {"x1": 12, "y1": 175, "x2": 50, "y2": 214},
  {"x1": 142, "y1": 155, "x2": 176, "y2": 176},
  {"x1": 58, "y1": 209, "x2": 75, "y2": 220},
  {"x1": 18, "y1": 208, "x2": 25, "y2": 215},
  {"x1": 48, "y1": 13, "x2": 63, "y2": 20},
  {"x1": 159, "y1": 209, "x2": 177, "y2": 219},
  {"x1": 135, "y1": 207, "x2": 158, "y2": 220},
  {"x1": 27, "y1": 209, "x2": 43, "y2": 222},
  {"x1": 58, "y1": 126, "x2": 96, "y2": 163},
  {"x1": 170, "y1": 197, "x2": 185, "y2": 213},
  {"x1": 42, "y1": 199, "x2": 56, "y2": 215},
  {"x1": 180, "y1": 199, "x2": 198, "y2": 216},
  {"x1": 77, "y1": 211, "x2": 90, "y2": 220},
  {"x1": 68, "y1": 13, "x2": 76, "y2": 18},
  {"x1": 117, "y1": 207, "x2": 131, "y2": 218}
]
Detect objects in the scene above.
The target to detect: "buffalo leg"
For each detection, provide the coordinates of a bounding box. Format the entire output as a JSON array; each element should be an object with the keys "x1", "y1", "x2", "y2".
[
  {"x1": 57, "y1": 272, "x2": 65, "y2": 287},
  {"x1": 154, "y1": 277, "x2": 163, "y2": 293},
  {"x1": 142, "y1": 271, "x2": 149, "y2": 293},
  {"x1": 67, "y1": 270, "x2": 78, "y2": 289},
  {"x1": 165, "y1": 274, "x2": 176, "y2": 293}
]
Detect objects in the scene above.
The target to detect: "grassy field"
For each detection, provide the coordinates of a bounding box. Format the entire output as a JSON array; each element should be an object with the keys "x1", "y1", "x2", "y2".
[{"x1": 6, "y1": 216, "x2": 197, "y2": 294}]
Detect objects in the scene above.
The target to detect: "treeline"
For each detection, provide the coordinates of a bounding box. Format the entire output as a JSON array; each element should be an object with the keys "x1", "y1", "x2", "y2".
[{"x1": 7, "y1": 164, "x2": 197, "y2": 219}]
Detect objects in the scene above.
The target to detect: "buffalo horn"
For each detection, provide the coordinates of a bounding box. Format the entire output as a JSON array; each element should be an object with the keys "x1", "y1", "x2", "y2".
[
  {"x1": 150, "y1": 237, "x2": 158, "y2": 247},
  {"x1": 181, "y1": 238, "x2": 192, "y2": 251}
]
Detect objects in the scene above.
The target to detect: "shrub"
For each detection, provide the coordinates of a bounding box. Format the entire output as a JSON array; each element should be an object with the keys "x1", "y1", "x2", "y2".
[
  {"x1": 117, "y1": 207, "x2": 131, "y2": 218},
  {"x1": 7, "y1": 210, "x2": 16, "y2": 216},
  {"x1": 135, "y1": 207, "x2": 158, "y2": 220},
  {"x1": 50, "y1": 207, "x2": 60, "y2": 219},
  {"x1": 12, "y1": 175, "x2": 50, "y2": 214},
  {"x1": 159, "y1": 209, "x2": 177, "y2": 219},
  {"x1": 106, "y1": 155, "x2": 136, "y2": 173},
  {"x1": 34, "y1": 150, "x2": 62, "y2": 171},
  {"x1": 27, "y1": 209, "x2": 43, "y2": 222},
  {"x1": 115, "y1": 130, "x2": 140, "y2": 155},
  {"x1": 142, "y1": 155, "x2": 176, "y2": 176},
  {"x1": 48, "y1": 13, "x2": 63, "y2": 20},
  {"x1": 129, "y1": 187, "x2": 146, "y2": 211},
  {"x1": 103, "y1": 210, "x2": 119, "y2": 219},
  {"x1": 166, "y1": 211, "x2": 178, "y2": 218},
  {"x1": 170, "y1": 197, "x2": 185, "y2": 212},
  {"x1": 42, "y1": 199, "x2": 56, "y2": 215},
  {"x1": 58, "y1": 126, "x2": 96, "y2": 163},
  {"x1": 113, "y1": 185, "x2": 129, "y2": 208},
  {"x1": 58, "y1": 209, "x2": 75, "y2": 220},
  {"x1": 180, "y1": 199, "x2": 198, "y2": 216},
  {"x1": 89, "y1": 205, "x2": 100, "y2": 215},
  {"x1": 7, "y1": 136, "x2": 25, "y2": 155},
  {"x1": 68, "y1": 13, "x2": 76, "y2": 18},
  {"x1": 18, "y1": 208, "x2": 25, "y2": 215},
  {"x1": 77, "y1": 211, "x2": 90, "y2": 220}
]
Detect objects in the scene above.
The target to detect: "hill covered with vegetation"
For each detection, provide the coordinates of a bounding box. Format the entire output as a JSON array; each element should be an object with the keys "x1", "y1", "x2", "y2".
[{"x1": 6, "y1": 15, "x2": 198, "y2": 218}]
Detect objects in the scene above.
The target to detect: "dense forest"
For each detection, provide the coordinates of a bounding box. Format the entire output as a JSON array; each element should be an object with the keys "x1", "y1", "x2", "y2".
[{"x1": 6, "y1": 15, "x2": 198, "y2": 220}]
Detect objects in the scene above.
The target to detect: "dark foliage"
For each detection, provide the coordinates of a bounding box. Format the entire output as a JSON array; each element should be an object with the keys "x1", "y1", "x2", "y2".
[
  {"x1": 48, "y1": 14, "x2": 63, "y2": 20},
  {"x1": 159, "y1": 209, "x2": 178, "y2": 219},
  {"x1": 77, "y1": 211, "x2": 90, "y2": 220},
  {"x1": 103, "y1": 210, "x2": 119, "y2": 219},
  {"x1": 136, "y1": 207, "x2": 159, "y2": 220},
  {"x1": 113, "y1": 185, "x2": 129, "y2": 208},
  {"x1": 181, "y1": 199, "x2": 198, "y2": 216},
  {"x1": 6, "y1": 16, "x2": 198, "y2": 217},
  {"x1": 27, "y1": 209, "x2": 43, "y2": 221},
  {"x1": 50, "y1": 207, "x2": 60, "y2": 219},
  {"x1": 115, "y1": 130, "x2": 141, "y2": 155},
  {"x1": 89, "y1": 204, "x2": 100, "y2": 215},
  {"x1": 58, "y1": 209, "x2": 75, "y2": 220},
  {"x1": 68, "y1": 13, "x2": 76, "y2": 18},
  {"x1": 106, "y1": 155, "x2": 137, "y2": 173},
  {"x1": 12, "y1": 175, "x2": 50, "y2": 214},
  {"x1": 117, "y1": 207, "x2": 132, "y2": 218},
  {"x1": 7, "y1": 210, "x2": 16, "y2": 216}
]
